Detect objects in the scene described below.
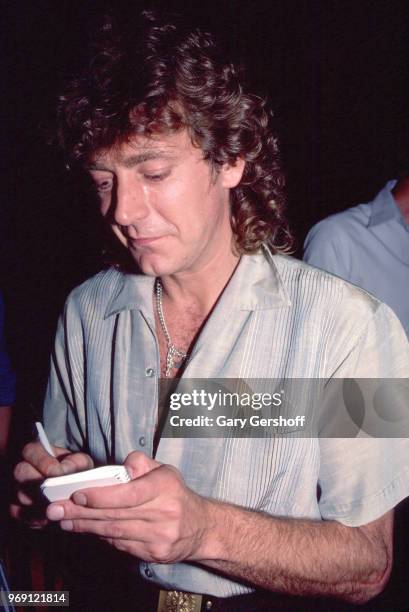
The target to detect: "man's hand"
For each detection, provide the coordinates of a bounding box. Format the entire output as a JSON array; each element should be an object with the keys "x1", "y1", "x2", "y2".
[
  {"x1": 11, "y1": 441, "x2": 94, "y2": 528},
  {"x1": 45, "y1": 451, "x2": 213, "y2": 562},
  {"x1": 44, "y1": 450, "x2": 393, "y2": 603}
]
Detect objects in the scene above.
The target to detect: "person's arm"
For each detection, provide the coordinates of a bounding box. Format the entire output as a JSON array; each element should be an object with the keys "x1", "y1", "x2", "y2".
[
  {"x1": 201, "y1": 495, "x2": 392, "y2": 603},
  {"x1": 0, "y1": 406, "x2": 12, "y2": 455},
  {"x1": 45, "y1": 451, "x2": 392, "y2": 604},
  {"x1": 0, "y1": 293, "x2": 16, "y2": 455}
]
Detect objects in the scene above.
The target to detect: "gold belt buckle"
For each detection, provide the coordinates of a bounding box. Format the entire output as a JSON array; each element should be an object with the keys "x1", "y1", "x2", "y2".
[{"x1": 157, "y1": 589, "x2": 203, "y2": 612}]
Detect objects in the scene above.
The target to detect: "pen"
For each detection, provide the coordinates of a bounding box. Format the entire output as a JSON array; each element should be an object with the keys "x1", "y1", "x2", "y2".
[{"x1": 35, "y1": 422, "x2": 56, "y2": 458}]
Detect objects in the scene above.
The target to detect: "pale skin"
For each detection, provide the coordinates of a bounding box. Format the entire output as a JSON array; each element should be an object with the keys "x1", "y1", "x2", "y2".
[{"x1": 12, "y1": 130, "x2": 393, "y2": 602}]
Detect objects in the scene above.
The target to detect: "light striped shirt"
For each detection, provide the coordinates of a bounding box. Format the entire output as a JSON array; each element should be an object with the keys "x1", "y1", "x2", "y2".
[{"x1": 44, "y1": 248, "x2": 409, "y2": 597}]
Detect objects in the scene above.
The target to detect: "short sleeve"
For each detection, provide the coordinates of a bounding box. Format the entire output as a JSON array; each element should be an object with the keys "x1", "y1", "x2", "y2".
[{"x1": 318, "y1": 302, "x2": 409, "y2": 526}]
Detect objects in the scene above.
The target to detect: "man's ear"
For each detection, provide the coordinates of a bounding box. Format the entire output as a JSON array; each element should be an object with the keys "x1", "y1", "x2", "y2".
[{"x1": 220, "y1": 158, "x2": 245, "y2": 188}]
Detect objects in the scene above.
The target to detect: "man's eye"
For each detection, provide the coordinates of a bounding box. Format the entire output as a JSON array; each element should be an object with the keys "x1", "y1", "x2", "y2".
[
  {"x1": 144, "y1": 171, "x2": 170, "y2": 182},
  {"x1": 96, "y1": 180, "x2": 113, "y2": 192}
]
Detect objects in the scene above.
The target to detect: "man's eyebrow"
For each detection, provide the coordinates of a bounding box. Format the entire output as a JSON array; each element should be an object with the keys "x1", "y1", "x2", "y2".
[
  {"x1": 87, "y1": 150, "x2": 176, "y2": 171},
  {"x1": 125, "y1": 150, "x2": 177, "y2": 167}
]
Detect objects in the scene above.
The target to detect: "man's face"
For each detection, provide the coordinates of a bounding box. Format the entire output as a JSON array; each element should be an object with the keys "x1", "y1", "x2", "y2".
[{"x1": 88, "y1": 130, "x2": 244, "y2": 278}]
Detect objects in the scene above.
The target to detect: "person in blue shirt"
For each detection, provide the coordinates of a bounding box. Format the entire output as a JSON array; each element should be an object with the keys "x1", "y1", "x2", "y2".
[
  {"x1": 0, "y1": 290, "x2": 15, "y2": 559},
  {"x1": 304, "y1": 178, "x2": 409, "y2": 337},
  {"x1": 0, "y1": 291, "x2": 15, "y2": 456}
]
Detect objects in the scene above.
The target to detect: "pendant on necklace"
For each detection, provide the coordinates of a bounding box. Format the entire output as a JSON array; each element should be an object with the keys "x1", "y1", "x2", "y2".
[{"x1": 165, "y1": 344, "x2": 187, "y2": 377}]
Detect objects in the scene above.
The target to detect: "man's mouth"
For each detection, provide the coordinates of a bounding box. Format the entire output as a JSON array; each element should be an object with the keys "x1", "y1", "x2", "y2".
[{"x1": 128, "y1": 236, "x2": 164, "y2": 247}]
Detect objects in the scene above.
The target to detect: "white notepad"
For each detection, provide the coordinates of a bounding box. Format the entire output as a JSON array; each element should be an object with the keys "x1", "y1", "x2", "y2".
[{"x1": 41, "y1": 465, "x2": 131, "y2": 502}]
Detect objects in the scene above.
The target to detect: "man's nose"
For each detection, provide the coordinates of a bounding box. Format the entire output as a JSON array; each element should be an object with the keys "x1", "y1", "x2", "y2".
[{"x1": 113, "y1": 178, "x2": 149, "y2": 226}]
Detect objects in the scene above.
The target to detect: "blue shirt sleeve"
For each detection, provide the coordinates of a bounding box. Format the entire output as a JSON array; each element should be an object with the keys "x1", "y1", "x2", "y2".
[{"x1": 0, "y1": 293, "x2": 16, "y2": 405}]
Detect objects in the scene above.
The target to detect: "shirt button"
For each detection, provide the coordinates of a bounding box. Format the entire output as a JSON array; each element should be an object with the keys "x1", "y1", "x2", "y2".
[
  {"x1": 144, "y1": 567, "x2": 153, "y2": 578},
  {"x1": 139, "y1": 436, "x2": 146, "y2": 447},
  {"x1": 145, "y1": 367, "x2": 155, "y2": 377},
  {"x1": 205, "y1": 602, "x2": 213, "y2": 610}
]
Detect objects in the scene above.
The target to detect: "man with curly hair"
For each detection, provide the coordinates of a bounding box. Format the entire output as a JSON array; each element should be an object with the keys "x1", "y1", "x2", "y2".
[{"x1": 12, "y1": 11, "x2": 409, "y2": 612}]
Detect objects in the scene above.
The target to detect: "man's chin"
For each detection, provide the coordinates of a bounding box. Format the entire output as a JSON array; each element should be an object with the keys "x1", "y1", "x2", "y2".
[{"x1": 133, "y1": 254, "x2": 180, "y2": 278}]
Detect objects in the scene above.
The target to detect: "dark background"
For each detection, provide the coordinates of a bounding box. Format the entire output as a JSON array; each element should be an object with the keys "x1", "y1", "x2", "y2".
[{"x1": 1, "y1": 2, "x2": 409, "y2": 608}]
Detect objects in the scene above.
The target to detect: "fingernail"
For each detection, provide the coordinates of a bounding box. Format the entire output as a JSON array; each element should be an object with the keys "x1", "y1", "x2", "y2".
[
  {"x1": 47, "y1": 505, "x2": 65, "y2": 520},
  {"x1": 73, "y1": 493, "x2": 87, "y2": 506},
  {"x1": 126, "y1": 466, "x2": 136, "y2": 479},
  {"x1": 60, "y1": 520, "x2": 73, "y2": 531}
]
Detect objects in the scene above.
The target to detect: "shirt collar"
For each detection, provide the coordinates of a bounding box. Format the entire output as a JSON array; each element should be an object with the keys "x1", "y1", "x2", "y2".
[
  {"x1": 104, "y1": 272, "x2": 155, "y2": 319},
  {"x1": 104, "y1": 244, "x2": 291, "y2": 319},
  {"x1": 220, "y1": 245, "x2": 291, "y2": 311},
  {"x1": 368, "y1": 180, "x2": 401, "y2": 227}
]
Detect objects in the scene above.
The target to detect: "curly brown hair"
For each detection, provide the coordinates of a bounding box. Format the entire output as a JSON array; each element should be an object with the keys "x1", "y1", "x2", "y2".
[{"x1": 56, "y1": 10, "x2": 292, "y2": 254}]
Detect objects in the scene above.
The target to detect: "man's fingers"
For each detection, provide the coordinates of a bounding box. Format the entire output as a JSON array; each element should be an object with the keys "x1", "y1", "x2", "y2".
[
  {"x1": 13, "y1": 442, "x2": 94, "y2": 526},
  {"x1": 68, "y1": 463, "x2": 178, "y2": 510},
  {"x1": 70, "y1": 463, "x2": 171, "y2": 509},
  {"x1": 124, "y1": 451, "x2": 161, "y2": 479},
  {"x1": 58, "y1": 517, "x2": 148, "y2": 541},
  {"x1": 58, "y1": 452, "x2": 94, "y2": 474},
  {"x1": 46, "y1": 462, "x2": 165, "y2": 515},
  {"x1": 46, "y1": 497, "x2": 155, "y2": 522},
  {"x1": 21, "y1": 442, "x2": 94, "y2": 477},
  {"x1": 17, "y1": 489, "x2": 34, "y2": 506},
  {"x1": 13, "y1": 460, "x2": 44, "y2": 484},
  {"x1": 74, "y1": 478, "x2": 155, "y2": 510},
  {"x1": 21, "y1": 442, "x2": 64, "y2": 477},
  {"x1": 62, "y1": 451, "x2": 162, "y2": 509}
]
